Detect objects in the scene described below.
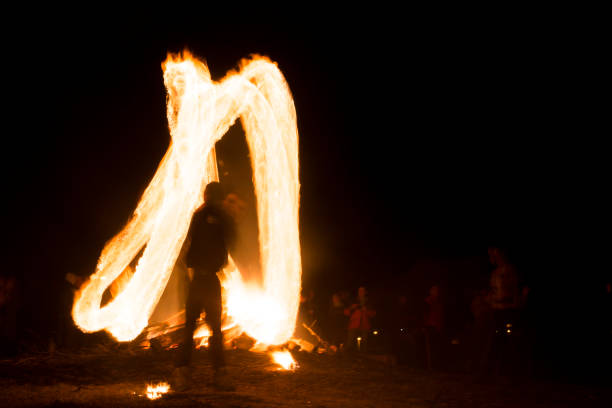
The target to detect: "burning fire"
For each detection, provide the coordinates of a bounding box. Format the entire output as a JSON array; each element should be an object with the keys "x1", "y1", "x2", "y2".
[
  {"x1": 146, "y1": 382, "x2": 170, "y2": 400},
  {"x1": 72, "y1": 51, "x2": 301, "y2": 349},
  {"x1": 271, "y1": 351, "x2": 298, "y2": 370}
]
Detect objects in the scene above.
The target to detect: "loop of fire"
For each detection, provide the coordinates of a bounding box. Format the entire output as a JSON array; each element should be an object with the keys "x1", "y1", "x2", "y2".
[{"x1": 71, "y1": 51, "x2": 304, "y2": 368}]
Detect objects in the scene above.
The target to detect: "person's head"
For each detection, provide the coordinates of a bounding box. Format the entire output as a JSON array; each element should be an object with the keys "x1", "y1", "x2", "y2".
[
  {"x1": 300, "y1": 288, "x2": 313, "y2": 303},
  {"x1": 429, "y1": 285, "x2": 440, "y2": 298},
  {"x1": 306, "y1": 288, "x2": 314, "y2": 300},
  {"x1": 488, "y1": 247, "x2": 507, "y2": 266},
  {"x1": 204, "y1": 181, "x2": 225, "y2": 206},
  {"x1": 358, "y1": 286, "x2": 367, "y2": 299},
  {"x1": 0, "y1": 276, "x2": 16, "y2": 306},
  {"x1": 223, "y1": 192, "x2": 247, "y2": 221}
]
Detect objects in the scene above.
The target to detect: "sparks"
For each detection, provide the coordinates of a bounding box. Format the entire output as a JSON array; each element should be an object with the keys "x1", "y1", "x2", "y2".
[{"x1": 72, "y1": 51, "x2": 301, "y2": 348}]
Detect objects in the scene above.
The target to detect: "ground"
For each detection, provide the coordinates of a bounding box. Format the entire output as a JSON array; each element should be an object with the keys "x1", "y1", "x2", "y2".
[{"x1": 0, "y1": 344, "x2": 611, "y2": 408}]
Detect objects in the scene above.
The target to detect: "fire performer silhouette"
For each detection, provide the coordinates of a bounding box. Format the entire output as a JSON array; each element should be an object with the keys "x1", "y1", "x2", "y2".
[{"x1": 172, "y1": 181, "x2": 236, "y2": 391}]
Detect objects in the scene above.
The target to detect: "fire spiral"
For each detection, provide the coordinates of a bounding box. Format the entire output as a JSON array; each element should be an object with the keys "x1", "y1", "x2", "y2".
[{"x1": 72, "y1": 51, "x2": 301, "y2": 346}]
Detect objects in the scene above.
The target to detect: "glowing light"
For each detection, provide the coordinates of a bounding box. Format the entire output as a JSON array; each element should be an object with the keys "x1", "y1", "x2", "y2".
[
  {"x1": 72, "y1": 51, "x2": 301, "y2": 347},
  {"x1": 372, "y1": 330, "x2": 379, "y2": 335},
  {"x1": 271, "y1": 351, "x2": 298, "y2": 370},
  {"x1": 146, "y1": 382, "x2": 170, "y2": 400}
]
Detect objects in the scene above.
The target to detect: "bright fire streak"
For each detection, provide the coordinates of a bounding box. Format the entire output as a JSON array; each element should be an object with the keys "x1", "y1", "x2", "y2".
[
  {"x1": 72, "y1": 51, "x2": 301, "y2": 347},
  {"x1": 271, "y1": 351, "x2": 297, "y2": 370},
  {"x1": 146, "y1": 382, "x2": 170, "y2": 400}
]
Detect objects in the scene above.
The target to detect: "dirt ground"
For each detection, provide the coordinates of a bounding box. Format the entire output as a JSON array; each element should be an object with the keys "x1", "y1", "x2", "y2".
[{"x1": 1, "y1": 344, "x2": 611, "y2": 408}]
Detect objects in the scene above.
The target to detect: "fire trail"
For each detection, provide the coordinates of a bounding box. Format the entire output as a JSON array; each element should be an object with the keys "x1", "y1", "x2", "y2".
[{"x1": 72, "y1": 52, "x2": 301, "y2": 359}]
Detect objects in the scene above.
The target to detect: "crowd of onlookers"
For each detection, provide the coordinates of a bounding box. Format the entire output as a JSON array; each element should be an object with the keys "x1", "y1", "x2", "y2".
[
  {"x1": 2, "y1": 245, "x2": 611, "y2": 383},
  {"x1": 296, "y1": 247, "x2": 612, "y2": 382}
]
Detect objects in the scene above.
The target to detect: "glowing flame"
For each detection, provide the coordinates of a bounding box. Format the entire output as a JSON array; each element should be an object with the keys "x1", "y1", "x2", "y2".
[
  {"x1": 72, "y1": 51, "x2": 301, "y2": 347},
  {"x1": 271, "y1": 351, "x2": 297, "y2": 370},
  {"x1": 146, "y1": 382, "x2": 170, "y2": 400}
]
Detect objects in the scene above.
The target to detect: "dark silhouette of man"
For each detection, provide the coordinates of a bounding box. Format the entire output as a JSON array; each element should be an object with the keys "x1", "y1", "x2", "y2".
[
  {"x1": 478, "y1": 247, "x2": 530, "y2": 380},
  {"x1": 172, "y1": 181, "x2": 236, "y2": 391}
]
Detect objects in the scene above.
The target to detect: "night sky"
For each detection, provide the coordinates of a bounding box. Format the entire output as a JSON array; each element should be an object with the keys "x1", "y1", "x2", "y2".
[{"x1": 4, "y1": 21, "x2": 608, "y2": 373}]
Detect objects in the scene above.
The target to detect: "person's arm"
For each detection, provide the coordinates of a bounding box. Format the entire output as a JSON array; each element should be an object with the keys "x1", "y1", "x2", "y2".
[
  {"x1": 223, "y1": 210, "x2": 238, "y2": 255},
  {"x1": 520, "y1": 285, "x2": 530, "y2": 307},
  {"x1": 184, "y1": 209, "x2": 202, "y2": 269},
  {"x1": 365, "y1": 304, "x2": 376, "y2": 318},
  {"x1": 65, "y1": 273, "x2": 86, "y2": 290},
  {"x1": 344, "y1": 304, "x2": 358, "y2": 316}
]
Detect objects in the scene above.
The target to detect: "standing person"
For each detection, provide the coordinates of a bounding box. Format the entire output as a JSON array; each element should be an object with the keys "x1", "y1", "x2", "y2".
[
  {"x1": 326, "y1": 292, "x2": 348, "y2": 351},
  {"x1": 423, "y1": 285, "x2": 444, "y2": 333},
  {"x1": 389, "y1": 294, "x2": 417, "y2": 365},
  {"x1": 344, "y1": 286, "x2": 376, "y2": 352},
  {"x1": 465, "y1": 287, "x2": 493, "y2": 373},
  {"x1": 605, "y1": 281, "x2": 612, "y2": 339},
  {"x1": 422, "y1": 284, "x2": 446, "y2": 370},
  {"x1": 479, "y1": 247, "x2": 529, "y2": 380},
  {"x1": 298, "y1": 288, "x2": 317, "y2": 328},
  {"x1": 0, "y1": 274, "x2": 19, "y2": 358},
  {"x1": 171, "y1": 182, "x2": 236, "y2": 391},
  {"x1": 488, "y1": 247, "x2": 523, "y2": 312}
]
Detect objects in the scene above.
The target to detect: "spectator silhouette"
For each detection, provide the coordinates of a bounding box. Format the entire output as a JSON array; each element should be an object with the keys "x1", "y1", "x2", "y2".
[
  {"x1": 326, "y1": 292, "x2": 348, "y2": 351},
  {"x1": 465, "y1": 287, "x2": 494, "y2": 373},
  {"x1": 422, "y1": 284, "x2": 446, "y2": 370},
  {"x1": 299, "y1": 288, "x2": 317, "y2": 327},
  {"x1": 344, "y1": 286, "x2": 376, "y2": 353},
  {"x1": 603, "y1": 281, "x2": 612, "y2": 337},
  {"x1": 390, "y1": 294, "x2": 419, "y2": 365},
  {"x1": 0, "y1": 274, "x2": 19, "y2": 357},
  {"x1": 424, "y1": 285, "x2": 444, "y2": 333},
  {"x1": 477, "y1": 247, "x2": 531, "y2": 381},
  {"x1": 293, "y1": 288, "x2": 322, "y2": 351}
]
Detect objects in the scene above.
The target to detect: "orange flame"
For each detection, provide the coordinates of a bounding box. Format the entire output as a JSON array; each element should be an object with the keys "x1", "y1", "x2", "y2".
[
  {"x1": 146, "y1": 382, "x2": 170, "y2": 399},
  {"x1": 271, "y1": 351, "x2": 298, "y2": 370},
  {"x1": 72, "y1": 51, "x2": 301, "y2": 347}
]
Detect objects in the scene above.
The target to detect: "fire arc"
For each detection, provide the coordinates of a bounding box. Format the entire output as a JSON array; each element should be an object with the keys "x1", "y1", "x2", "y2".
[{"x1": 72, "y1": 52, "x2": 302, "y2": 346}]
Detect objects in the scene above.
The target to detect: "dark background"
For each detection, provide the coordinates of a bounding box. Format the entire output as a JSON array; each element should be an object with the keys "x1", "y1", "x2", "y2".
[{"x1": 3, "y1": 20, "x2": 609, "y2": 381}]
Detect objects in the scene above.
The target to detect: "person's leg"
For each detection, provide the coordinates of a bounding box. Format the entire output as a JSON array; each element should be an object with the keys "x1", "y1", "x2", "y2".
[
  {"x1": 332, "y1": 319, "x2": 343, "y2": 348},
  {"x1": 492, "y1": 309, "x2": 512, "y2": 378},
  {"x1": 175, "y1": 274, "x2": 206, "y2": 368},
  {"x1": 171, "y1": 274, "x2": 206, "y2": 391},
  {"x1": 345, "y1": 328, "x2": 357, "y2": 352},
  {"x1": 428, "y1": 329, "x2": 441, "y2": 370},
  {"x1": 508, "y1": 308, "x2": 531, "y2": 379},
  {"x1": 476, "y1": 314, "x2": 497, "y2": 380},
  {"x1": 201, "y1": 273, "x2": 224, "y2": 373},
  {"x1": 201, "y1": 272, "x2": 234, "y2": 390}
]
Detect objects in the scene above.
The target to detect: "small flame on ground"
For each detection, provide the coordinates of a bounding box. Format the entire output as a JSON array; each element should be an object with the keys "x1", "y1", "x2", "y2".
[
  {"x1": 271, "y1": 351, "x2": 297, "y2": 370},
  {"x1": 146, "y1": 382, "x2": 170, "y2": 400}
]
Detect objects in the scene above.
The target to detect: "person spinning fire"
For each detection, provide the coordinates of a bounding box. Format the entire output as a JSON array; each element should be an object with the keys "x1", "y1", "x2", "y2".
[{"x1": 171, "y1": 181, "x2": 237, "y2": 392}]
